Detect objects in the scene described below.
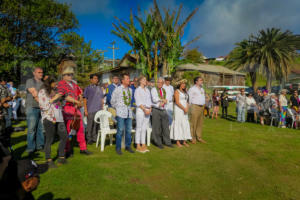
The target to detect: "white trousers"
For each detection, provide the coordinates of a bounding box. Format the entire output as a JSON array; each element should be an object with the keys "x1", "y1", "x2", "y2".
[{"x1": 135, "y1": 108, "x2": 150, "y2": 144}]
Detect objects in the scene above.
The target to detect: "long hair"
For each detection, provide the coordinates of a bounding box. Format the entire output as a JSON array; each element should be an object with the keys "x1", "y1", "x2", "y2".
[
  {"x1": 176, "y1": 82, "x2": 187, "y2": 93},
  {"x1": 41, "y1": 76, "x2": 57, "y2": 96}
]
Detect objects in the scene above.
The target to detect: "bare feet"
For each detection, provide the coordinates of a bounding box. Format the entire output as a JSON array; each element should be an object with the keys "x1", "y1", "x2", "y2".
[
  {"x1": 176, "y1": 141, "x2": 183, "y2": 147},
  {"x1": 191, "y1": 140, "x2": 196, "y2": 144},
  {"x1": 183, "y1": 141, "x2": 189, "y2": 147}
]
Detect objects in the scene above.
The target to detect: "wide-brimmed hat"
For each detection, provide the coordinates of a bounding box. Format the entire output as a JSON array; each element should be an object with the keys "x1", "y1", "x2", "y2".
[{"x1": 175, "y1": 79, "x2": 187, "y2": 86}]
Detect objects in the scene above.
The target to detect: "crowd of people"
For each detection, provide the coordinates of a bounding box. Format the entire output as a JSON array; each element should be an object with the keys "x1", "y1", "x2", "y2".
[
  {"x1": 204, "y1": 87, "x2": 300, "y2": 128},
  {"x1": 0, "y1": 58, "x2": 299, "y2": 199}
]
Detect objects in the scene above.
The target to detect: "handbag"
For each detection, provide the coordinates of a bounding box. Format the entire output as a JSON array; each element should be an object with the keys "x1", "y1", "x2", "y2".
[{"x1": 69, "y1": 108, "x2": 81, "y2": 131}]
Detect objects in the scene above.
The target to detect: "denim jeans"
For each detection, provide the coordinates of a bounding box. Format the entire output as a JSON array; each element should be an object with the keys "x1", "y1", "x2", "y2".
[
  {"x1": 5, "y1": 107, "x2": 12, "y2": 128},
  {"x1": 26, "y1": 107, "x2": 44, "y2": 152},
  {"x1": 116, "y1": 116, "x2": 132, "y2": 150},
  {"x1": 237, "y1": 106, "x2": 246, "y2": 122}
]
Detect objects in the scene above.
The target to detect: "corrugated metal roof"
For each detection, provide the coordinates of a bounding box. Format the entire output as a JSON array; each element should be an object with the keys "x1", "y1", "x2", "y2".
[{"x1": 176, "y1": 63, "x2": 246, "y2": 76}]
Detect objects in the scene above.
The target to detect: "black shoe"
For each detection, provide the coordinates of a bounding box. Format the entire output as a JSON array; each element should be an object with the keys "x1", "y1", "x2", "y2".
[
  {"x1": 80, "y1": 150, "x2": 92, "y2": 155},
  {"x1": 87, "y1": 141, "x2": 94, "y2": 145},
  {"x1": 157, "y1": 145, "x2": 164, "y2": 149},
  {"x1": 57, "y1": 157, "x2": 68, "y2": 165},
  {"x1": 116, "y1": 149, "x2": 123, "y2": 155},
  {"x1": 125, "y1": 147, "x2": 135, "y2": 153},
  {"x1": 165, "y1": 144, "x2": 174, "y2": 148},
  {"x1": 47, "y1": 160, "x2": 57, "y2": 168}
]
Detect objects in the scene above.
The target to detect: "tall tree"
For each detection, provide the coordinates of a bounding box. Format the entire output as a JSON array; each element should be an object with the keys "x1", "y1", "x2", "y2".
[
  {"x1": 254, "y1": 28, "x2": 300, "y2": 91},
  {"x1": 227, "y1": 39, "x2": 259, "y2": 91},
  {"x1": 59, "y1": 32, "x2": 104, "y2": 87},
  {"x1": 0, "y1": 0, "x2": 78, "y2": 83},
  {"x1": 227, "y1": 28, "x2": 300, "y2": 91},
  {"x1": 183, "y1": 48, "x2": 204, "y2": 64}
]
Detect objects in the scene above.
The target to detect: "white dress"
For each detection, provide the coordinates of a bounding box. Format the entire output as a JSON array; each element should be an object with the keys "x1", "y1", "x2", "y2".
[{"x1": 170, "y1": 90, "x2": 192, "y2": 140}]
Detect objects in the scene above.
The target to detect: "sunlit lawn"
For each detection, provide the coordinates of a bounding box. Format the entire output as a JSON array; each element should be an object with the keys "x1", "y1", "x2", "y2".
[{"x1": 11, "y1": 104, "x2": 300, "y2": 200}]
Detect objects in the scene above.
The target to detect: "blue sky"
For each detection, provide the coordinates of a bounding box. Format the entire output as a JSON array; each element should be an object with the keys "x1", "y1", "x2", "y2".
[{"x1": 59, "y1": 0, "x2": 300, "y2": 59}]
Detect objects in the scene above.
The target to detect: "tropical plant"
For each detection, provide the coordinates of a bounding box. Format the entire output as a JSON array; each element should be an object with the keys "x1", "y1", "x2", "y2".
[
  {"x1": 254, "y1": 28, "x2": 300, "y2": 91},
  {"x1": 227, "y1": 39, "x2": 259, "y2": 91},
  {"x1": 111, "y1": 0, "x2": 200, "y2": 81},
  {"x1": 227, "y1": 28, "x2": 300, "y2": 91}
]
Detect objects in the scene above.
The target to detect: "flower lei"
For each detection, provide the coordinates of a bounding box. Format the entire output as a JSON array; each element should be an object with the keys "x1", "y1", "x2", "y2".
[
  {"x1": 123, "y1": 89, "x2": 131, "y2": 106},
  {"x1": 156, "y1": 87, "x2": 166, "y2": 100}
]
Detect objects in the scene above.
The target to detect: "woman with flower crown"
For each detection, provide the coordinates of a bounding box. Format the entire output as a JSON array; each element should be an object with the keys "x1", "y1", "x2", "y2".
[
  {"x1": 134, "y1": 76, "x2": 152, "y2": 153},
  {"x1": 170, "y1": 79, "x2": 192, "y2": 147},
  {"x1": 111, "y1": 73, "x2": 135, "y2": 155}
]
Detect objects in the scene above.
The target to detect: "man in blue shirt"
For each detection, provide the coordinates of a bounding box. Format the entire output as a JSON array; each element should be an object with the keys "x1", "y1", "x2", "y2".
[{"x1": 106, "y1": 75, "x2": 119, "y2": 107}]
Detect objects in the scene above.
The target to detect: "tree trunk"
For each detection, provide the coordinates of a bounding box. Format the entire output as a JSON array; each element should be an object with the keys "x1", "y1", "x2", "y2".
[
  {"x1": 147, "y1": 54, "x2": 152, "y2": 79},
  {"x1": 249, "y1": 72, "x2": 257, "y2": 91},
  {"x1": 154, "y1": 44, "x2": 158, "y2": 83},
  {"x1": 162, "y1": 59, "x2": 167, "y2": 77},
  {"x1": 266, "y1": 68, "x2": 272, "y2": 92}
]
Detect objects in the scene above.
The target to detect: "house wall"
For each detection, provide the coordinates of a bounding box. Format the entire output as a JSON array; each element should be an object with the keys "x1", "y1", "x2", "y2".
[{"x1": 175, "y1": 71, "x2": 245, "y2": 86}]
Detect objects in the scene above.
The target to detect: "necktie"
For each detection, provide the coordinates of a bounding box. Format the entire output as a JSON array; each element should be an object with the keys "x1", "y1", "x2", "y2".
[{"x1": 160, "y1": 89, "x2": 164, "y2": 108}]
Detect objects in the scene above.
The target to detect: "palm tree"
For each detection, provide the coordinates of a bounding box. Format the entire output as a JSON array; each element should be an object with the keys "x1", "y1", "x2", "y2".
[
  {"x1": 228, "y1": 28, "x2": 300, "y2": 91},
  {"x1": 227, "y1": 39, "x2": 259, "y2": 91},
  {"x1": 254, "y1": 28, "x2": 300, "y2": 91}
]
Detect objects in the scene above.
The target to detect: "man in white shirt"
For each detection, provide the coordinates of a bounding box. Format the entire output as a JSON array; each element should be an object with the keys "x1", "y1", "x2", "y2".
[
  {"x1": 188, "y1": 77, "x2": 206, "y2": 144},
  {"x1": 163, "y1": 77, "x2": 174, "y2": 125},
  {"x1": 151, "y1": 77, "x2": 173, "y2": 149}
]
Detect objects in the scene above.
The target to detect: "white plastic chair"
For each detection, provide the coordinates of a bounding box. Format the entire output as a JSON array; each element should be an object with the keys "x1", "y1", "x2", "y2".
[
  {"x1": 94, "y1": 110, "x2": 117, "y2": 152},
  {"x1": 287, "y1": 108, "x2": 297, "y2": 129}
]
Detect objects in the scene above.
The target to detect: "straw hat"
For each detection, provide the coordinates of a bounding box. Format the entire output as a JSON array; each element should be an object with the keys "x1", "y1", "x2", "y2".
[{"x1": 58, "y1": 59, "x2": 77, "y2": 75}]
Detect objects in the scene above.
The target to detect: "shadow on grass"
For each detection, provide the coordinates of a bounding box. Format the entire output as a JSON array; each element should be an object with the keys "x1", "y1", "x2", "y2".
[
  {"x1": 37, "y1": 192, "x2": 71, "y2": 200},
  {"x1": 222, "y1": 114, "x2": 237, "y2": 122},
  {"x1": 11, "y1": 133, "x2": 27, "y2": 145}
]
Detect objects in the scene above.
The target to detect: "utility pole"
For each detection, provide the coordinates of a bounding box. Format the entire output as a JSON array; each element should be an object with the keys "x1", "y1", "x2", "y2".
[
  {"x1": 108, "y1": 41, "x2": 119, "y2": 68},
  {"x1": 96, "y1": 49, "x2": 107, "y2": 70}
]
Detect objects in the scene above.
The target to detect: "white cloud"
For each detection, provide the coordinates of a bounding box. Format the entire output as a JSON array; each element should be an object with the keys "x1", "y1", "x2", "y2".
[{"x1": 188, "y1": 0, "x2": 300, "y2": 57}]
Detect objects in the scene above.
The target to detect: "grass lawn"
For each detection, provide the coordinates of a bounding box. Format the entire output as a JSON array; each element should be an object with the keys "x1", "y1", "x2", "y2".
[{"x1": 11, "y1": 104, "x2": 300, "y2": 200}]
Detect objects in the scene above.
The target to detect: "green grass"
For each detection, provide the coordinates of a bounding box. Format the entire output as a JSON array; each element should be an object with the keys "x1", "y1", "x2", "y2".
[{"x1": 11, "y1": 105, "x2": 300, "y2": 200}]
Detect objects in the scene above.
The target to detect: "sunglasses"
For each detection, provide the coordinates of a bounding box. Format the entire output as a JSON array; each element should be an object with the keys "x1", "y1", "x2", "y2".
[{"x1": 64, "y1": 73, "x2": 74, "y2": 76}]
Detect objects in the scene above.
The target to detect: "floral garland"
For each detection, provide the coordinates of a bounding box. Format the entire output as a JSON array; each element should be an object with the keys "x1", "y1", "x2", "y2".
[
  {"x1": 156, "y1": 87, "x2": 166, "y2": 100},
  {"x1": 123, "y1": 89, "x2": 131, "y2": 106}
]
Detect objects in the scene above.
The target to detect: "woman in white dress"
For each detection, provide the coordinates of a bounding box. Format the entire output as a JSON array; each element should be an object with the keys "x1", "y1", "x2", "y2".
[
  {"x1": 170, "y1": 79, "x2": 192, "y2": 147},
  {"x1": 134, "y1": 76, "x2": 152, "y2": 153}
]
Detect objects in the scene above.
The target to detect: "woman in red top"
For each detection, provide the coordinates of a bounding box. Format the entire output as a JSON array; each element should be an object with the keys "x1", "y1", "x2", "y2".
[{"x1": 56, "y1": 59, "x2": 92, "y2": 156}]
